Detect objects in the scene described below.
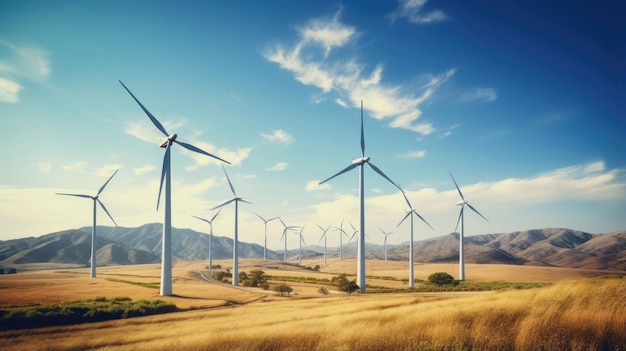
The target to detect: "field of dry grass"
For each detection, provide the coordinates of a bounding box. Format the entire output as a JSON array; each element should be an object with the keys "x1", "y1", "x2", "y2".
[{"x1": 1, "y1": 259, "x2": 624, "y2": 350}]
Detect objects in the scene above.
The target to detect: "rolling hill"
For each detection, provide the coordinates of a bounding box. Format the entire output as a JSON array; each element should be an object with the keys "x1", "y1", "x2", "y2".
[{"x1": 1, "y1": 225, "x2": 624, "y2": 271}]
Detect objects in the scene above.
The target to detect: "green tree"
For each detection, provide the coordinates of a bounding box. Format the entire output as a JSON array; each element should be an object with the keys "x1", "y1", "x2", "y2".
[
  {"x1": 272, "y1": 283, "x2": 293, "y2": 296},
  {"x1": 331, "y1": 274, "x2": 360, "y2": 294},
  {"x1": 428, "y1": 272, "x2": 455, "y2": 291}
]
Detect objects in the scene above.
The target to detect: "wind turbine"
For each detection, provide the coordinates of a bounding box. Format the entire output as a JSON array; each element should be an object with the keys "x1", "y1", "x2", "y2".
[
  {"x1": 278, "y1": 217, "x2": 300, "y2": 263},
  {"x1": 191, "y1": 209, "x2": 221, "y2": 272},
  {"x1": 212, "y1": 164, "x2": 251, "y2": 286},
  {"x1": 319, "y1": 101, "x2": 402, "y2": 292},
  {"x1": 397, "y1": 189, "x2": 434, "y2": 288},
  {"x1": 450, "y1": 172, "x2": 489, "y2": 281},
  {"x1": 120, "y1": 81, "x2": 229, "y2": 296},
  {"x1": 56, "y1": 169, "x2": 119, "y2": 278},
  {"x1": 293, "y1": 225, "x2": 306, "y2": 265},
  {"x1": 316, "y1": 224, "x2": 331, "y2": 266},
  {"x1": 331, "y1": 218, "x2": 351, "y2": 260},
  {"x1": 378, "y1": 228, "x2": 393, "y2": 261},
  {"x1": 253, "y1": 212, "x2": 278, "y2": 260}
]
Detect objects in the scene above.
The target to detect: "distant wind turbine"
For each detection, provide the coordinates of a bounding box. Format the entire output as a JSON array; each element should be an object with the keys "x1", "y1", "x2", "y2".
[
  {"x1": 56, "y1": 169, "x2": 119, "y2": 278},
  {"x1": 191, "y1": 209, "x2": 221, "y2": 272},
  {"x1": 331, "y1": 218, "x2": 351, "y2": 260},
  {"x1": 319, "y1": 101, "x2": 402, "y2": 292},
  {"x1": 450, "y1": 172, "x2": 489, "y2": 281},
  {"x1": 278, "y1": 217, "x2": 300, "y2": 263},
  {"x1": 253, "y1": 212, "x2": 279, "y2": 260},
  {"x1": 316, "y1": 224, "x2": 331, "y2": 266},
  {"x1": 378, "y1": 228, "x2": 393, "y2": 261},
  {"x1": 212, "y1": 165, "x2": 251, "y2": 286},
  {"x1": 397, "y1": 189, "x2": 434, "y2": 288},
  {"x1": 120, "y1": 81, "x2": 229, "y2": 296},
  {"x1": 293, "y1": 225, "x2": 306, "y2": 265}
]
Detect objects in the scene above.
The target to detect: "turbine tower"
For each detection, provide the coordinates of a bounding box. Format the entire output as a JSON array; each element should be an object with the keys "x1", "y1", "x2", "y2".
[
  {"x1": 278, "y1": 217, "x2": 299, "y2": 263},
  {"x1": 450, "y1": 172, "x2": 488, "y2": 281},
  {"x1": 56, "y1": 169, "x2": 119, "y2": 278},
  {"x1": 378, "y1": 228, "x2": 393, "y2": 261},
  {"x1": 319, "y1": 101, "x2": 401, "y2": 292},
  {"x1": 253, "y1": 212, "x2": 278, "y2": 260},
  {"x1": 331, "y1": 218, "x2": 351, "y2": 260},
  {"x1": 212, "y1": 165, "x2": 252, "y2": 286},
  {"x1": 317, "y1": 224, "x2": 331, "y2": 266},
  {"x1": 293, "y1": 225, "x2": 306, "y2": 265},
  {"x1": 191, "y1": 209, "x2": 221, "y2": 272},
  {"x1": 397, "y1": 189, "x2": 434, "y2": 288},
  {"x1": 120, "y1": 81, "x2": 229, "y2": 296}
]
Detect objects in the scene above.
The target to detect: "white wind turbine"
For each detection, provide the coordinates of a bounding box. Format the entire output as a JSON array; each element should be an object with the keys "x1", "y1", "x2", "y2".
[
  {"x1": 191, "y1": 209, "x2": 221, "y2": 272},
  {"x1": 253, "y1": 212, "x2": 278, "y2": 260},
  {"x1": 56, "y1": 169, "x2": 119, "y2": 278},
  {"x1": 278, "y1": 217, "x2": 300, "y2": 263},
  {"x1": 397, "y1": 189, "x2": 434, "y2": 288},
  {"x1": 293, "y1": 225, "x2": 307, "y2": 265},
  {"x1": 331, "y1": 218, "x2": 351, "y2": 261},
  {"x1": 120, "y1": 81, "x2": 229, "y2": 296},
  {"x1": 450, "y1": 172, "x2": 489, "y2": 281},
  {"x1": 378, "y1": 228, "x2": 393, "y2": 261},
  {"x1": 316, "y1": 224, "x2": 331, "y2": 266},
  {"x1": 319, "y1": 101, "x2": 402, "y2": 292},
  {"x1": 212, "y1": 165, "x2": 252, "y2": 286}
]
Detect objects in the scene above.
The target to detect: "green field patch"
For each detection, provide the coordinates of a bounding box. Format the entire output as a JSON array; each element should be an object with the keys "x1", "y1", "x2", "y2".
[
  {"x1": 105, "y1": 277, "x2": 160, "y2": 289},
  {"x1": 267, "y1": 275, "x2": 331, "y2": 285},
  {"x1": 0, "y1": 297, "x2": 177, "y2": 330}
]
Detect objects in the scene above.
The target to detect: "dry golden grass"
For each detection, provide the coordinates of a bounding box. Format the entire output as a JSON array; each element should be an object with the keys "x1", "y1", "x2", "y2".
[{"x1": 1, "y1": 260, "x2": 624, "y2": 350}]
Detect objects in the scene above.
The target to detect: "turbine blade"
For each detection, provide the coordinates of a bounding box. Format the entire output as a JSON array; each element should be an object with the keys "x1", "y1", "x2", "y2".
[
  {"x1": 222, "y1": 164, "x2": 237, "y2": 196},
  {"x1": 119, "y1": 80, "x2": 169, "y2": 137},
  {"x1": 211, "y1": 198, "x2": 236, "y2": 210},
  {"x1": 175, "y1": 140, "x2": 230, "y2": 165},
  {"x1": 56, "y1": 193, "x2": 92, "y2": 199},
  {"x1": 191, "y1": 215, "x2": 210, "y2": 224},
  {"x1": 319, "y1": 163, "x2": 359, "y2": 185},
  {"x1": 397, "y1": 212, "x2": 411, "y2": 227},
  {"x1": 156, "y1": 144, "x2": 170, "y2": 211},
  {"x1": 277, "y1": 216, "x2": 287, "y2": 228},
  {"x1": 400, "y1": 189, "x2": 413, "y2": 209},
  {"x1": 455, "y1": 206, "x2": 463, "y2": 232},
  {"x1": 378, "y1": 227, "x2": 385, "y2": 235},
  {"x1": 97, "y1": 199, "x2": 118, "y2": 227},
  {"x1": 449, "y1": 171, "x2": 465, "y2": 201},
  {"x1": 301, "y1": 235, "x2": 307, "y2": 246},
  {"x1": 210, "y1": 208, "x2": 222, "y2": 222},
  {"x1": 349, "y1": 232, "x2": 357, "y2": 242},
  {"x1": 253, "y1": 212, "x2": 265, "y2": 222},
  {"x1": 239, "y1": 199, "x2": 253, "y2": 205},
  {"x1": 97, "y1": 169, "x2": 119, "y2": 196},
  {"x1": 413, "y1": 210, "x2": 435, "y2": 231},
  {"x1": 368, "y1": 162, "x2": 402, "y2": 191},
  {"x1": 467, "y1": 202, "x2": 489, "y2": 222},
  {"x1": 360, "y1": 99, "x2": 365, "y2": 158}
]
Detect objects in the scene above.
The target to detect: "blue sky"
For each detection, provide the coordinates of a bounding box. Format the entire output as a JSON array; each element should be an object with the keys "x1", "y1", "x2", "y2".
[{"x1": 1, "y1": 0, "x2": 624, "y2": 250}]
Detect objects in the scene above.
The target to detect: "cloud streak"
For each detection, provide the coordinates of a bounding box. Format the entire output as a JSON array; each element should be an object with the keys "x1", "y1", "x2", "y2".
[
  {"x1": 389, "y1": 0, "x2": 448, "y2": 25},
  {"x1": 261, "y1": 130, "x2": 294, "y2": 144},
  {"x1": 0, "y1": 40, "x2": 51, "y2": 103},
  {"x1": 264, "y1": 11, "x2": 455, "y2": 136},
  {"x1": 462, "y1": 87, "x2": 498, "y2": 103}
]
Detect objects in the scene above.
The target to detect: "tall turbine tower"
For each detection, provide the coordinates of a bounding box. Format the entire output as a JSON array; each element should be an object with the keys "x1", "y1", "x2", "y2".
[
  {"x1": 450, "y1": 172, "x2": 488, "y2": 281},
  {"x1": 378, "y1": 228, "x2": 393, "y2": 261},
  {"x1": 293, "y1": 225, "x2": 306, "y2": 265},
  {"x1": 397, "y1": 190, "x2": 434, "y2": 288},
  {"x1": 317, "y1": 224, "x2": 331, "y2": 266},
  {"x1": 278, "y1": 217, "x2": 299, "y2": 263},
  {"x1": 331, "y1": 218, "x2": 351, "y2": 260},
  {"x1": 319, "y1": 101, "x2": 401, "y2": 292},
  {"x1": 253, "y1": 212, "x2": 278, "y2": 260},
  {"x1": 212, "y1": 165, "x2": 251, "y2": 286},
  {"x1": 56, "y1": 169, "x2": 119, "y2": 278},
  {"x1": 191, "y1": 209, "x2": 221, "y2": 272},
  {"x1": 120, "y1": 81, "x2": 229, "y2": 296}
]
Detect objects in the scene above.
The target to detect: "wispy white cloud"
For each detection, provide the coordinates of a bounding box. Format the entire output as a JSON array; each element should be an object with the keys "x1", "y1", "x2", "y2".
[
  {"x1": 62, "y1": 161, "x2": 88, "y2": 173},
  {"x1": 37, "y1": 162, "x2": 52, "y2": 174},
  {"x1": 389, "y1": 0, "x2": 448, "y2": 25},
  {"x1": 266, "y1": 162, "x2": 288, "y2": 171},
  {"x1": 264, "y1": 11, "x2": 454, "y2": 136},
  {"x1": 0, "y1": 77, "x2": 21, "y2": 103},
  {"x1": 134, "y1": 164, "x2": 155, "y2": 175},
  {"x1": 261, "y1": 130, "x2": 294, "y2": 144},
  {"x1": 462, "y1": 87, "x2": 497, "y2": 103},
  {"x1": 306, "y1": 180, "x2": 331, "y2": 191},
  {"x1": 402, "y1": 150, "x2": 427, "y2": 158},
  {"x1": 184, "y1": 142, "x2": 253, "y2": 170}
]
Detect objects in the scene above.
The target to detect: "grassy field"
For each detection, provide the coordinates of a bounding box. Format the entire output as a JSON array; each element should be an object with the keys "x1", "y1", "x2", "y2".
[{"x1": 0, "y1": 259, "x2": 624, "y2": 350}]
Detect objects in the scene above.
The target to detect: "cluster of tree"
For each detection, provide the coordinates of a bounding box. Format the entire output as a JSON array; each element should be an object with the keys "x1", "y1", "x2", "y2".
[
  {"x1": 271, "y1": 283, "x2": 293, "y2": 296},
  {"x1": 427, "y1": 272, "x2": 460, "y2": 291},
  {"x1": 212, "y1": 270, "x2": 232, "y2": 283},
  {"x1": 331, "y1": 274, "x2": 360, "y2": 294},
  {"x1": 238, "y1": 270, "x2": 269, "y2": 289}
]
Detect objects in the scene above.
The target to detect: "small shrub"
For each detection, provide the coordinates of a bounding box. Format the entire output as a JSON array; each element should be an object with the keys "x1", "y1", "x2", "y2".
[{"x1": 318, "y1": 287, "x2": 329, "y2": 295}]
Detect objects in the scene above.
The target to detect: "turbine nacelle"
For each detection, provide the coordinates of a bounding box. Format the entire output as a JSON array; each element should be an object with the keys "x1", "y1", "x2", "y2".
[
  {"x1": 352, "y1": 156, "x2": 370, "y2": 165},
  {"x1": 159, "y1": 134, "x2": 178, "y2": 148},
  {"x1": 456, "y1": 200, "x2": 466, "y2": 206}
]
